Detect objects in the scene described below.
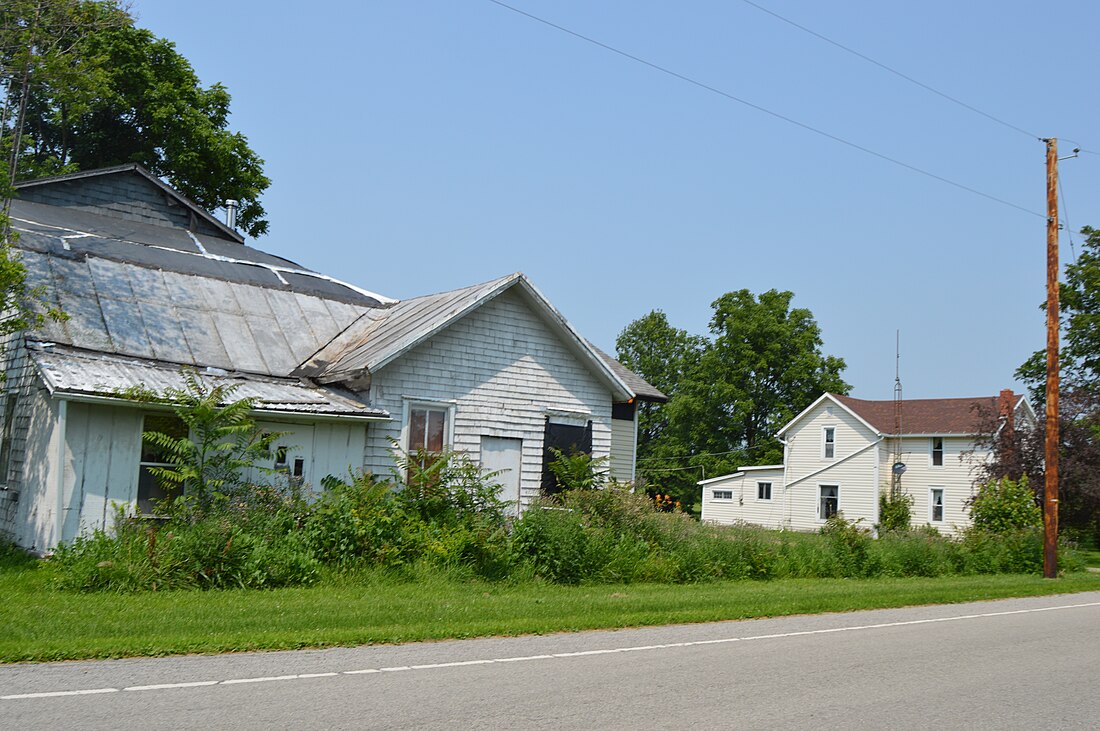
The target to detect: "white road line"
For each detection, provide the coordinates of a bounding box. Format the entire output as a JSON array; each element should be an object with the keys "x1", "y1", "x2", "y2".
[
  {"x1": 3, "y1": 688, "x2": 119, "y2": 700},
  {"x1": 221, "y1": 675, "x2": 300, "y2": 685},
  {"x1": 124, "y1": 681, "x2": 219, "y2": 692},
  {"x1": 5, "y1": 600, "x2": 1097, "y2": 701}
]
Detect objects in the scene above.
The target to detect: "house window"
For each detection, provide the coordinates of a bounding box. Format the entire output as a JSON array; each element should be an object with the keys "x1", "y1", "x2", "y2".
[
  {"x1": 713, "y1": 489, "x2": 733, "y2": 500},
  {"x1": 757, "y1": 482, "x2": 772, "y2": 501},
  {"x1": 931, "y1": 437, "x2": 944, "y2": 467},
  {"x1": 541, "y1": 418, "x2": 593, "y2": 495},
  {"x1": 819, "y1": 484, "x2": 839, "y2": 520},
  {"x1": 823, "y1": 426, "x2": 836, "y2": 459},
  {"x1": 407, "y1": 405, "x2": 450, "y2": 477},
  {"x1": 930, "y1": 488, "x2": 945, "y2": 523},
  {"x1": 138, "y1": 413, "x2": 188, "y2": 514},
  {"x1": 0, "y1": 395, "x2": 17, "y2": 484}
]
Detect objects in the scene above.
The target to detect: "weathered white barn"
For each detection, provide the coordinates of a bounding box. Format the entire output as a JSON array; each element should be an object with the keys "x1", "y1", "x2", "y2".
[
  {"x1": 0, "y1": 165, "x2": 663, "y2": 551},
  {"x1": 699, "y1": 391, "x2": 1034, "y2": 536}
]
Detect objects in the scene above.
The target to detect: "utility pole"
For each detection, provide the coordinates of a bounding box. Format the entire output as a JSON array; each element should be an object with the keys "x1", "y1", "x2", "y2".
[{"x1": 1043, "y1": 138, "x2": 1059, "y2": 579}]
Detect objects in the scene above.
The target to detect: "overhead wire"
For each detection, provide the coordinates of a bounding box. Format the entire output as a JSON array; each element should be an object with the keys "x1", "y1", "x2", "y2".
[
  {"x1": 738, "y1": 0, "x2": 1042, "y2": 141},
  {"x1": 1059, "y1": 179, "x2": 1077, "y2": 263},
  {"x1": 737, "y1": 0, "x2": 1100, "y2": 158},
  {"x1": 484, "y1": 0, "x2": 1045, "y2": 220}
]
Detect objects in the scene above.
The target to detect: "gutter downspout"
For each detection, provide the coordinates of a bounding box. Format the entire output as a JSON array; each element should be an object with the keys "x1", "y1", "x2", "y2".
[
  {"x1": 872, "y1": 437, "x2": 882, "y2": 537},
  {"x1": 53, "y1": 398, "x2": 68, "y2": 549},
  {"x1": 778, "y1": 436, "x2": 789, "y2": 530}
]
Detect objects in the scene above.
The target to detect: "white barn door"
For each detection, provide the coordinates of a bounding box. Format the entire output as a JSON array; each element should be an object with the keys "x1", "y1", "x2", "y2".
[{"x1": 481, "y1": 436, "x2": 522, "y2": 515}]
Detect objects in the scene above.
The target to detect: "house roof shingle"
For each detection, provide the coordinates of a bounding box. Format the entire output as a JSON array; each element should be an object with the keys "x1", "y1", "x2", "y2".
[{"x1": 831, "y1": 392, "x2": 1018, "y2": 435}]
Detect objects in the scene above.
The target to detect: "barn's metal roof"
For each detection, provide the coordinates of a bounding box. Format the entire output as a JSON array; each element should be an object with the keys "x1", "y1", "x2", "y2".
[
  {"x1": 298, "y1": 274, "x2": 651, "y2": 404},
  {"x1": 11, "y1": 205, "x2": 390, "y2": 377},
  {"x1": 300, "y1": 274, "x2": 519, "y2": 379},
  {"x1": 29, "y1": 344, "x2": 389, "y2": 420},
  {"x1": 10, "y1": 167, "x2": 663, "y2": 408}
]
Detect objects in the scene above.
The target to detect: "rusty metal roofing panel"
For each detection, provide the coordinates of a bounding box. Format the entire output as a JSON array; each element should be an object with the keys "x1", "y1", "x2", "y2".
[
  {"x1": 13, "y1": 240, "x2": 377, "y2": 378},
  {"x1": 29, "y1": 345, "x2": 389, "y2": 420},
  {"x1": 302, "y1": 275, "x2": 516, "y2": 379}
]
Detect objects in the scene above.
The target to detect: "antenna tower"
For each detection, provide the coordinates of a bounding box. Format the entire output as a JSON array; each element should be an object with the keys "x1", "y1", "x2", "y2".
[{"x1": 891, "y1": 331, "x2": 905, "y2": 498}]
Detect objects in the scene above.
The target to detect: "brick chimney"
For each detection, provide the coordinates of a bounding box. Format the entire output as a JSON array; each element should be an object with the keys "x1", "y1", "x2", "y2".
[{"x1": 998, "y1": 388, "x2": 1016, "y2": 475}]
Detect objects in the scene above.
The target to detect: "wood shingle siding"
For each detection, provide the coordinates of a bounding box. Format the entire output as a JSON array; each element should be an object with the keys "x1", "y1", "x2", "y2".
[{"x1": 364, "y1": 289, "x2": 612, "y2": 508}]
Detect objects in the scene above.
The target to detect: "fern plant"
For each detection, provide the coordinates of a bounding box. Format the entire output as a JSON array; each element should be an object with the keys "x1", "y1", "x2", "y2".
[
  {"x1": 547, "y1": 447, "x2": 608, "y2": 492},
  {"x1": 142, "y1": 370, "x2": 280, "y2": 515}
]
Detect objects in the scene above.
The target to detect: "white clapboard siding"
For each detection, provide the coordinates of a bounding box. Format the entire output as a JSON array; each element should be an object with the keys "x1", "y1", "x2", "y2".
[
  {"x1": 879, "y1": 435, "x2": 981, "y2": 537},
  {"x1": 609, "y1": 416, "x2": 635, "y2": 482}
]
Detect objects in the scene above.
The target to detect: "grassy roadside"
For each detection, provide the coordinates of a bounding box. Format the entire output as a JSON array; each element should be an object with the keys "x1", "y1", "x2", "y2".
[{"x1": 3, "y1": 562, "x2": 1098, "y2": 663}]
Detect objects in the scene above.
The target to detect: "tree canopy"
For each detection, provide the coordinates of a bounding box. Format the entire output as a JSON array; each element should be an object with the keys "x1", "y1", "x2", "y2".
[
  {"x1": 1002, "y1": 225, "x2": 1100, "y2": 534},
  {"x1": 1, "y1": 0, "x2": 270, "y2": 236},
  {"x1": 616, "y1": 289, "x2": 849, "y2": 510}
]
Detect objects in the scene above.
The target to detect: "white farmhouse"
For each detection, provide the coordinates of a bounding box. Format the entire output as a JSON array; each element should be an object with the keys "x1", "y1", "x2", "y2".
[
  {"x1": 699, "y1": 391, "x2": 1034, "y2": 536},
  {"x1": 0, "y1": 165, "x2": 664, "y2": 551}
]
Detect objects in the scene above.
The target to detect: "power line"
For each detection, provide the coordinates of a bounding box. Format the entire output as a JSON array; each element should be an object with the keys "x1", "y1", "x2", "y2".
[
  {"x1": 1059, "y1": 178, "x2": 1077, "y2": 263},
  {"x1": 738, "y1": 0, "x2": 1100, "y2": 157},
  {"x1": 485, "y1": 0, "x2": 1044, "y2": 220},
  {"x1": 738, "y1": 0, "x2": 1044, "y2": 141}
]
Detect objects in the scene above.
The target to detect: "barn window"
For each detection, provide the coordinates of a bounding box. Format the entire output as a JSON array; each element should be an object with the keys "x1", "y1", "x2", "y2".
[
  {"x1": 541, "y1": 418, "x2": 593, "y2": 495},
  {"x1": 406, "y1": 403, "x2": 451, "y2": 480},
  {"x1": 137, "y1": 413, "x2": 188, "y2": 515},
  {"x1": 0, "y1": 395, "x2": 16, "y2": 484}
]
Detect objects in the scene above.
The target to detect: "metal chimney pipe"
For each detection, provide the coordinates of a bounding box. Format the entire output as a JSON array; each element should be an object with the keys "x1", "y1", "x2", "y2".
[{"x1": 224, "y1": 199, "x2": 239, "y2": 229}]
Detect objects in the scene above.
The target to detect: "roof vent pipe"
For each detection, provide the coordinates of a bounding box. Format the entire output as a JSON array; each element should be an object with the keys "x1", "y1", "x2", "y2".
[{"x1": 224, "y1": 199, "x2": 239, "y2": 229}]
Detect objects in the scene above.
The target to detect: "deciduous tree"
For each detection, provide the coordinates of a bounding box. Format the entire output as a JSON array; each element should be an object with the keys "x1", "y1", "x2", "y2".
[
  {"x1": 1, "y1": 0, "x2": 270, "y2": 236},
  {"x1": 616, "y1": 291, "x2": 849, "y2": 511}
]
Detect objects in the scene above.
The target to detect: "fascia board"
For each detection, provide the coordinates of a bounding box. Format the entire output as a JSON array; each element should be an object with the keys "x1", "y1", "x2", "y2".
[
  {"x1": 776, "y1": 393, "x2": 882, "y2": 438},
  {"x1": 698, "y1": 472, "x2": 744, "y2": 486}
]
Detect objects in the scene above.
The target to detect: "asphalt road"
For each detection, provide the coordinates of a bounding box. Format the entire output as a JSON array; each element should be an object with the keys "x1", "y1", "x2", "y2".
[{"x1": 3, "y1": 591, "x2": 1098, "y2": 730}]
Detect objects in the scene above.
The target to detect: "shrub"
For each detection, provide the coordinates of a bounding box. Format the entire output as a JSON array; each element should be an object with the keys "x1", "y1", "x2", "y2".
[
  {"x1": 820, "y1": 514, "x2": 879, "y2": 578},
  {"x1": 546, "y1": 448, "x2": 608, "y2": 492},
  {"x1": 969, "y1": 476, "x2": 1042, "y2": 533},
  {"x1": 51, "y1": 505, "x2": 320, "y2": 592},
  {"x1": 139, "y1": 370, "x2": 281, "y2": 516},
  {"x1": 878, "y1": 490, "x2": 913, "y2": 534}
]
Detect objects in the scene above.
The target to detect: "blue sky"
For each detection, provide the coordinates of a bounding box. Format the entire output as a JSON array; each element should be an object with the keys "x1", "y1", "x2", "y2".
[{"x1": 133, "y1": 1, "x2": 1099, "y2": 400}]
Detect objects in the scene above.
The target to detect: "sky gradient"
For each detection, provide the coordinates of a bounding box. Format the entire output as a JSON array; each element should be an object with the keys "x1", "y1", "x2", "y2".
[{"x1": 132, "y1": 0, "x2": 1099, "y2": 400}]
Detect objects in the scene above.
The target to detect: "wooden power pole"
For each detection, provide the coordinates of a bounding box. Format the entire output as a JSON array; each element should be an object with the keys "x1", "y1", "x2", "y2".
[{"x1": 1043, "y1": 138, "x2": 1060, "y2": 579}]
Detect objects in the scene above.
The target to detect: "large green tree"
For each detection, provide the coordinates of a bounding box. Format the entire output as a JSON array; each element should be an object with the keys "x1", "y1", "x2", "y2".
[
  {"x1": 1, "y1": 0, "x2": 270, "y2": 236},
  {"x1": 1008, "y1": 225, "x2": 1100, "y2": 533},
  {"x1": 616, "y1": 290, "x2": 849, "y2": 510}
]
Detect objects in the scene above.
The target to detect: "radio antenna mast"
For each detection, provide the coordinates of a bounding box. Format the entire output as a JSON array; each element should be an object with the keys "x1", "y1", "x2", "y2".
[{"x1": 891, "y1": 331, "x2": 906, "y2": 497}]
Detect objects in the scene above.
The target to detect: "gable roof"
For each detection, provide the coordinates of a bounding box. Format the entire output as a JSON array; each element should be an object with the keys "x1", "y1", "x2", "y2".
[
  {"x1": 12, "y1": 165, "x2": 661, "y2": 408},
  {"x1": 15, "y1": 164, "x2": 245, "y2": 244},
  {"x1": 830, "y1": 392, "x2": 1028, "y2": 436},
  {"x1": 299, "y1": 273, "x2": 657, "y2": 403},
  {"x1": 9, "y1": 174, "x2": 391, "y2": 375}
]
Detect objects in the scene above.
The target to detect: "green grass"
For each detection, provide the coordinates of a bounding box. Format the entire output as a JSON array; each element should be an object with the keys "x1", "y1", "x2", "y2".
[{"x1": 2, "y1": 559, "x2": 1099, "y2": 663}]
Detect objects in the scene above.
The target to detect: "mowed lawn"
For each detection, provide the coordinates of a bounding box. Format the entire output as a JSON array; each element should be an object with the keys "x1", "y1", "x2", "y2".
[{"x1": 3, "y1": 559, "x2": 1099, "y2": 663}]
